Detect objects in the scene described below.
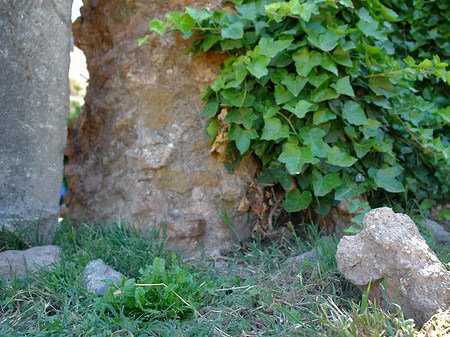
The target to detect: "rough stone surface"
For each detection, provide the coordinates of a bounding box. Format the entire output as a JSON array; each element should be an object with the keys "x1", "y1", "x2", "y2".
[
  {"x1": 336, "y1": 207, "x2": 450, "y2": 326},
  {"x1": 424, "y1": 218, "x2": 450, "y2": 245},
  {"x1": 0, "y1": 245, "x2": 61, "y2": 280},
  {"x1": 66, "y1": 0, "x2": 257, "y2": 256},
  {"x1": 83, "y1": 259, "x2": 124, "y2": 297},
  {"x1": 0, "y1": 0, "x2": 72, "y2": 241}
]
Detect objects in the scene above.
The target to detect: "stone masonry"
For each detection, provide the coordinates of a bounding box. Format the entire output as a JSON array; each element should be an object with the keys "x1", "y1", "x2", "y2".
[
  {"x1": 0, "y1": 0, "x2": 72, "y2": 242},
  {"x1": 66, "y1": 0, "x2": 257, "y2": 256}
]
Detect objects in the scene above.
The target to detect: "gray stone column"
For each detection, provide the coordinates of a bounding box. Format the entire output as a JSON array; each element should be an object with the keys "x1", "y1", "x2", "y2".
[{"x1": 0, "y1": 0, "x2": 72, "y2": 242}]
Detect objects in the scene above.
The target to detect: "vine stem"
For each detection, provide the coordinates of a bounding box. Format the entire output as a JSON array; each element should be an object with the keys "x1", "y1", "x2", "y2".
[
  {"x1": 276, "y1": 111, "x2": 303, "y2": 145},
  {"x1": 394, "y1": 114, "x2": 442, "y2": 156},
  {"x1": 363, "y1": 68, "x2": 436, "y2": 78}
]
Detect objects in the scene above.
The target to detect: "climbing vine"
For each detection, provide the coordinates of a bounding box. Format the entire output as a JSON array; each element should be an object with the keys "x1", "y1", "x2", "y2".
[{"x1": 141, "y1": 0, "x2": 450, "y2": 219}]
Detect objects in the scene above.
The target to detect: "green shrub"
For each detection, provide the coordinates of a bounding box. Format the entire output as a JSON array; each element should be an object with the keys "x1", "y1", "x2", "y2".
[
  {"x1": 96, "y1": 255, "x2": 215, "y2": 320},
  {"x1": 143, "y1": 0, "x2": 450, "y2": 217}
]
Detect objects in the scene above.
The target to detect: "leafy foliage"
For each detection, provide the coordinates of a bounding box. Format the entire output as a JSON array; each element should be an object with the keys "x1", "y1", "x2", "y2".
[
  {"x1": 97, "y1": 255, "x2": 214, "y2": 320},
  {"x1": 145, "y1": 0, "x2": 450, "y2": 217}
]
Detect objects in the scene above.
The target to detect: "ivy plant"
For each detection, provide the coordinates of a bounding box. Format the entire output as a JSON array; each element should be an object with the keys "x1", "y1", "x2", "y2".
[{"x1": 142, "y1": 0, "x2": 450, "y2": 217}]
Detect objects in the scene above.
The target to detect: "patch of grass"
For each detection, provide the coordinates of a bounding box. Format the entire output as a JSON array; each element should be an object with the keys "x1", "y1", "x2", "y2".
[{"x1": 0, "y1": 217, "x2": 445, "y2": 336}]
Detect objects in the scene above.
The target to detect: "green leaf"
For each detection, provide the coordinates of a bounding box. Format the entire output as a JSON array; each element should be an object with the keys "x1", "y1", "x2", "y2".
[
  {"x1": 201, "y1": 97, "x2": 219, "y2": 118},
  {"x1": 228, "y1": 124, "x2": 258, "y2": 154},
  {"x1": 166, "y1": 12, "x2": 195, "y2": 34},
  {"x1": 331, "y1": 76, "x2": 355, "y2": 97},
  {"x1": 321, "y1": 53, "x2": 338, "y2": 76},
  {"x1": 342, "y1": 101, "x2": 368, "y2": 125},
  {"x1": 368, "y1": 77, "x2": 397, "y2": 97},
  {"x1": 135, "y1": 287, "x2": 146, "y2": 311},
  {"x1": 261, "y1": 117, "x2": 290, "y2": 140},
  {"x1": 299, "y1": 127, "x2": 330, "y2": 158},
  {"x1": 221, "y1": 21, "x2": 245, "y2": 39},
  {"x1": 205, "y1": 120, "x2": 218, "y2": 145},
  {"x1": 284, "y1": 100, "x2": 315, "y2": 119},
  {"x1": 278, "y1": 143, "x2": 319, "y2": 175},
  {"x1": 312, "y1": 170, "x2": 340, "y2": 197},
  {"x1": 281, "y1": 75, "x2": 308, "y2": 96},
  {"x1": 313, "y1": 109, "x2": 336, "y2": 125},
  {"x1": 283, "y1": 189, "x2": 312, "y2": 212},
  {"x1": 360, "y1": 119, "x2": 381, "y2": 139},
  {"x1": 258, "y1": 38, "x2": 293, "y2": 58},
  {"x1": 293, "y1": 48, "x2": 322, "y2": 76},
  {"x1": 326, "y1": 146, "x2": 357, "y2": 167},
  {"x1": 375, "y1": 167, "x2": 405, "y2": 193},
  {"x1": 353, "y1": 139, "x2": 374, "y2": 158},
  {"x1": 331, "y1": 48, "x2": 353, "y2": 67},
  {"x1": 185, "y1": 7, "x2": 210, "y2": 21},
  {"x1": 335, "y1": 172, "x2": 366, "y2": 201},
  {"x1": 310, "y1": 87, "x2": 339, "y2": 103},
  {"x1": 221, "y1": 88, "x2": 246, "y2": 107},
  {"x1": 274, "y1": 85, "x2": 294, "y2": 105},
  {"x1": 309, "y1": 73, "x2": 330, "y2": 88},
  {"x1": 246, "y1": 50, "x2": 271, "y2": 79},
  {"x1": 224, "y1": 108, "x2": 259, "y2": 129},
  {"x1": 236, "y1": 2, "x2": 258, "y2": 20},
  {"x1": 308, "y1": 30, "x2": 340, "y2": 52},
  {"x1": 152, "y1": 257, "x2": 166, "y2": 279},
  {"x1": 291, "y1": 2, "x2": 318, "y2": 22},
  {"x1": 149, "y1": 18, "x2": 168, "y2": 35}
]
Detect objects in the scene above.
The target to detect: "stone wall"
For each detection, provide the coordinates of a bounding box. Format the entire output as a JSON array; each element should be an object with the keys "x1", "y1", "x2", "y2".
[
  {"x1": 0, "y1": 0, "x2": 72, "y2": 242},
  {"x1": 66, "y1": 0, "x2": 257, "y2": 256}
]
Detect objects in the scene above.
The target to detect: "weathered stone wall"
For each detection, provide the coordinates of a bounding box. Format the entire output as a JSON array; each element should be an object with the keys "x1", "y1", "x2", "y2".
[
  {"x1": 66, "y1": 0, "x2": 257, "y2": 256},
  {"x1": 0, "y1": 0, "x2": 72, "y2": 241}
]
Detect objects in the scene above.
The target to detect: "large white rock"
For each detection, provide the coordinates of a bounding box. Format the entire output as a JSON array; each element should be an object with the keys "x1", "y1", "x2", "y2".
[
  {"x1": 0, "y1": 245, "x2": 61, "y2": 280},
  {"x1": 336, "y1": 207, "x2": 450, "y2": 326}
]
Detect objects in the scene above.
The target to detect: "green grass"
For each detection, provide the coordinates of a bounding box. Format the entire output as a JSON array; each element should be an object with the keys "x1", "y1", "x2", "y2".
[{"x1": 0, "y1": 216, "x2": 448, "y2": 336}]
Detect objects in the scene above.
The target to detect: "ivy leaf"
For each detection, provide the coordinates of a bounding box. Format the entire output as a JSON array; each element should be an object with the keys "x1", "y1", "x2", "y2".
[
  {"x1": 331, "y1": 48, "x2": 353, "y2": 67},
  {"x1": 375, "y1": 167, "x2": 405, "y2": 193},
  {"x1": 246, "y1": 50, "x2": 271, "y2": 78},
  {"x1": 235, "y1": 2, "x2": 258, "y2": 20},
  {"x1": 360, "y1": 119, "x2": 381, "y2": 139},
  {"x1": 321, "y1": 53, "x2": 338, "y2": 76},
  {"x1": 310, "y1": 87, "x2": 339, "y2": 103},
  {"x1": 342, "y1": 101, "x2": 368, "y2": 125},
  {"x1": 293, "y1": 48, "x2": 322, "y2": 76},
  {"x1": 201, "y1": 97, "x2": 219, "y2": 118},
  {"x1": 221, "y1": 21, "x2": 244, "y2": 39},
  {"x1": 274, "y1": 85, "x2": 294, "y2": 105},
  {"x1": 225, "y1": 67, "x2": 247, "y2": 88},
  {"x1": 307, "y1": 30, "x2": 340, "y2": 52},
  {"x1": 281, "y1": 75, "x2": 308, "y2": 96},
  {"x1": 224, "y1": 108, "x2": 259, "y2": 129},
  {"x1": 149, "y1": 18, "x2": 168, "y2": 35},
  {"x1": 299, "y1": 127, "x2": 330, "y2": 158},
  {"x1": 331, "y1": 76, "x2": 355, "y2": 97},
  {"x1": 258, "y1": 38, "x2": 293, "y2": 58},
  {"x1": 284, "y1": 100, "x2": 315, "y2": 119},
  {"x1": 228, "y1": 124, "x2": 258, "y2": 154},
  {"x1": 165, "y1": 12, "x2": 195, "y2": 34},
  {"x1": 312, "y1": 170, "x2": 340, "y2": 197},
  {"x1": 261, "y1": 117, "x2": 290, "y2": 140},
  {"x1": 205, "y1": 120, "x2": 218, "y2": 145},
  {"x1": 278, "y1": 143, "x2": 319, "y2": 175},
  {"x1": 290, "y1": 2, "x2": 318, "y2": 22},
  {"x1": 283, "y1": 189, "x2": 312, "y2": 212},
  {"x1": 221, "y1": 88, "x2": 246, "y2": 107},
  {"x1": 326, "y1": 146, "x2": 357, "y2": 167},
  {"x1": 368, "y1": 77, "x2": 397, "y2": 97},
  {"x1": 313, "y1": 109, "x2": 336, "y2": 125},
  {"x1": 185, "y1": 7, "x2": 210, "y2": 21},
  {"x1": 335, "y1": 172, "x2": 366, "y2": 201},
  {"x1": 352, "y1": 139, "x2": 374, "y2": 158}
]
